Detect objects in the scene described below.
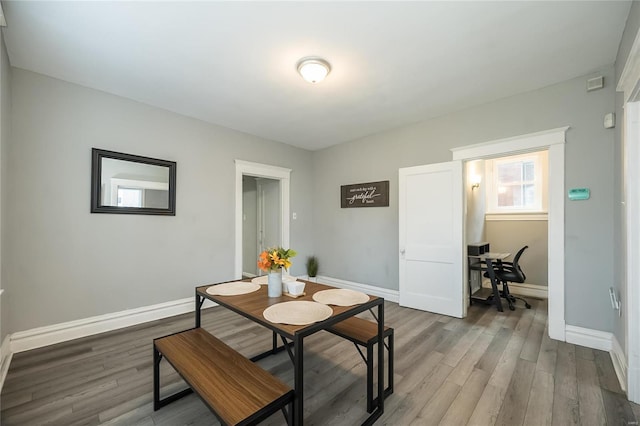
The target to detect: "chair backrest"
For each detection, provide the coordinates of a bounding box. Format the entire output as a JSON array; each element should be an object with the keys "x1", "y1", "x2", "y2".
[
  {"x1": 512, "y1": 245, "x2": 528, "y2": 266},
  {"x1": 510, "y1": 245, "x2": 528, "y2": 282}
]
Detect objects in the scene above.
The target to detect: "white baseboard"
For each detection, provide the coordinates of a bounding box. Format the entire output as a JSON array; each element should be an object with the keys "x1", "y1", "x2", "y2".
[
  {"x1": 314, "y1": 275, "x2": 399, "y2": 303},
  {"x1": 565, "y1": 325, "x2": 613, "y2": 352},
  {"x1": 565, "y1": 327, "x2": 628, "y2": 394},
  {"x1": 0, "y1": 334, "x2": 13, "y2": 394},
  {"x1": 629, "y1": 364, "x2": 640, "y2": 404},
  {"x1": 10, "y1": 297, "x2": 218, "y2": 354},
  {"x1": 0, "y1": 275, "x2": 396, "y2": 364},
  {"x1": 481, "y1": 280, "x2": 548, "y2": 299},
  {"x1": 611, "y1": 334, "x2": 628, "y2": 392}
]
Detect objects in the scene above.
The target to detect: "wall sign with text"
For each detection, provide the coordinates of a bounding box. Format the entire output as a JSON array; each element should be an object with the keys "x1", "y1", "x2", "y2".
[{"x1": 340, "y1": 181, "x2": 389, "y2": 208}]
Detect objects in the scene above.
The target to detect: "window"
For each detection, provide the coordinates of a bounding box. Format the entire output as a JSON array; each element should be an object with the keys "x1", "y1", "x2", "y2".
[{"x1": 485, "y1": 150, "x2": 548, "y2": 214}]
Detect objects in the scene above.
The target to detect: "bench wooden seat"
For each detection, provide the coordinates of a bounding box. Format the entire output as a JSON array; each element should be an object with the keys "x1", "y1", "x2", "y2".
[
  {"x1": 153, "y1": 328, "x2": 294, "y2": 426},
  {"x1": 327, "y1": 316, "x2": 394, "y2": 413}
]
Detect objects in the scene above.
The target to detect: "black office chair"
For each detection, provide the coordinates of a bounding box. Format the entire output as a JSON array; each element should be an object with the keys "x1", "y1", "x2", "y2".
[{"x1": 485, "y1": 246, "x2": 532, "y2": 311}]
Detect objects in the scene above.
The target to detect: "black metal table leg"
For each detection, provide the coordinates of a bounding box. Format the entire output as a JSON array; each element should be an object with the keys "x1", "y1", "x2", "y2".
[
  {"x1": 362, "y1": 300, "x2": 385, "y2": 425},
  {"x1": 377, "y1": 301, "x2": 384, "y2": 415},
  {"x1": 293, "y1": 334, "x2": 304, "y2": 425},
  {"x1": 484, "y1": 258, "x2": 504, "y2": 312},
  {"x1": 195, "y1": 293, "x2": 204, "y2": 328}
]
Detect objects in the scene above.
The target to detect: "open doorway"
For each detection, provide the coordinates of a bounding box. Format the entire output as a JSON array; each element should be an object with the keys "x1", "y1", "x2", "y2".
[
  {"x1": 453, "y1": 126, "x2": 567, "y2": 340},
  {"x1": 234, "y1": 160, "x2": 291, "y2": 280},
  {"x1": 242, "y1": 176, "x2": 281, "y2": 277},
  {"x1": 465, "y1": 150, "x2": 550, "y2": 304}
]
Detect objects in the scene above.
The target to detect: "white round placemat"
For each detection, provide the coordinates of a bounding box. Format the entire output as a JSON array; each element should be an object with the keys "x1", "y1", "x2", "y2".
[
  {"x1": 312, "y1": 289, "x2": 370, "y2": 306},
  {"x1": 263, "y1": 301, "x2": 333, "y2": 325},
  {"x1": 206, "y1": 282, "x2": 261, "y2": 296},
  {"x1": 251, "y1": 275, "x2": 268, "y2": 285}
]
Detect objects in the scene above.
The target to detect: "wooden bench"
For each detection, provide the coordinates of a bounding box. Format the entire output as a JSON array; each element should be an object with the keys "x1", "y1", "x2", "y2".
[
  {"x1": 153, "y1": 328, "x2": 294, "y2": 426},
  {"x1": 327, "y1": 317, "x2": 394, "y2": 413}
]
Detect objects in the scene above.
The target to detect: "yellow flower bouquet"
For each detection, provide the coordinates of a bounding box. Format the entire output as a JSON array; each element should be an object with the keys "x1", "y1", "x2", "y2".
[{"x1": 257, "y1": 247, "x2": 297, "y2": 272}]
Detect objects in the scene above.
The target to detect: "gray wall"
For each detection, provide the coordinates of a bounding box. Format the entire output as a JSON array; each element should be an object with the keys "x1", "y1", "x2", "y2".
[
  {"x1": 1, "y1": 38, "x2": 629, "y2": 339},
  {"x1": 5, "y1": 68, "x2": 314, "y2": 333},
  {"x1": 485, "y1": 220, "x2": 548, "y2": 287},
  {"x1": 613, "y1": 0, "x2": 640, "y2": 355},
  {"x1": 0, "y1": 31, "x2": 10, "y2": 344},
  {"x1": 313, "y1": 65, "x2": 616, "y2": 332}
]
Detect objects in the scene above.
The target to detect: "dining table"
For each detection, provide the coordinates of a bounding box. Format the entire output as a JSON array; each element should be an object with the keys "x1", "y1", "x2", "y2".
[{"x1": 194, "y1": 279, "x2": 385, "y2": 426}]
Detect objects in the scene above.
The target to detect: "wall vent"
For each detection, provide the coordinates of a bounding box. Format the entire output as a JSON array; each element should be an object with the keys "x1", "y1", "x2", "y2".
[{"x1": 587, "y1": 76, "x2": 604, "y2": 92}]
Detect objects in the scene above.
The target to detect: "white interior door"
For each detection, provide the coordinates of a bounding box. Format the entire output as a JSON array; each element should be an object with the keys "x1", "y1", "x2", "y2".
[{"x1": 399, "y1": 161, "x2": 464, "y2": 318}]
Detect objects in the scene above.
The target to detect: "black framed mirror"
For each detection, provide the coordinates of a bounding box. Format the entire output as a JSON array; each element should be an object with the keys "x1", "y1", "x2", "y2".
[{"x1": 91, "y1": 148, "x2": 176, "y2": 215}]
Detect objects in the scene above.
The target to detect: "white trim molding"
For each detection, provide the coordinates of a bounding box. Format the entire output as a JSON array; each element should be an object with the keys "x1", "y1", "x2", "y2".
[
  {"x1": 565, "y1": 325, "x2": 612, "y2": 352},
  {"x1": 235, "y1": 160, "x2": 291, "y2": 280},
  {"x1": 625, "y1": 101, "x2": 640, "y2": 403},
  {"x1": 612, "y1": 334, "x2": 628, "y2": 393},
  {"x1": 450, "y1": 127, "x2": 569, "y2": 161},
  {"x1": 10, "y1": 297, "x2": 218, "y2": 354},
  {"x1": 481, "y1": 281, "x2": 548, "y2": 299},
  {"x1": 0, "y1": 334, "x2": 12, "y2": 393},
  {"x1": 314, "y1": 275, "x2": 399, "y2": 303},
  {"x1": 563, "y1": 325, "x2": 628, "y2": 394},
  {"x1": 617, "y1": 27, "x2": 640, "y2": 103},
  {"x1": 546, "y1": 142, "x2": 566, "y2": 341},
  {"x1": 451, "y1": 127, "x2": 567, "y2": 341},
  {"x1": 485, "y1": 213, "x2": 548, "y2": 221}
]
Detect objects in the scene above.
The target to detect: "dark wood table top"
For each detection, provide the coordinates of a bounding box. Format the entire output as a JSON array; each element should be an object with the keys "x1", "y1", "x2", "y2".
[{"x1": 196, "y1": 280, "x2": 380, "y2": 338}]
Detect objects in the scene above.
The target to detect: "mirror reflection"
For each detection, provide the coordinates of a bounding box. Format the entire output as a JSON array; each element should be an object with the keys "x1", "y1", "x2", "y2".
[
  {"x1": 91, "y1": 148, "x2": 176, "y2": 215},
  {"x1": 101, "y1": 158, "x2": 170, "y2": 208}
]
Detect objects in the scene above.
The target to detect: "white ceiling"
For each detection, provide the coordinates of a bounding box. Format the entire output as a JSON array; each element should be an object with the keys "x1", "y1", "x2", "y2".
[{"x1": 1, "y1": 1, "x2": 631, "y2": 151}]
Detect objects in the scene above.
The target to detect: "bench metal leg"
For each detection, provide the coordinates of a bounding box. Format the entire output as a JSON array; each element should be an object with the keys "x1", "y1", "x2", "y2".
[
  {"x1": 365, "y1": 330, "x2": 395, "y2": 414},
  {"x1": 153, "y1": 343, "x2": 194, "y2": 411},
  {"x1": 281, "y1": 399, "x2": 294, "y2": 426},
  {"x1": 153, "y1": 344, "x2": 161, "y2": 411},
  {"x1": 388, "y1": 331, "x2": 394, "y2": 396}
]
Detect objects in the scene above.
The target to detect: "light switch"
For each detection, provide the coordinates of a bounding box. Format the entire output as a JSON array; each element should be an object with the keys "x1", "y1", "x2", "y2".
[{"x1": 292, "y1": 212, "x2": 297, "y2": 220}]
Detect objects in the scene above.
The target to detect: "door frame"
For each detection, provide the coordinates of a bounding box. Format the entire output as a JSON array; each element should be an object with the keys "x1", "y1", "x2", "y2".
[
  {"x1": 618, "y1": 35, "x2": 640, "y2": 402},
  {"x1": 451, "y1": 126, "x2": 568, "y2": 341},
  {"x1": 622, "y1": 101, "x2": 639, "y2": 402},
  {"x1": 235, "y1": 160, "x2": 291, "y2": 279}
]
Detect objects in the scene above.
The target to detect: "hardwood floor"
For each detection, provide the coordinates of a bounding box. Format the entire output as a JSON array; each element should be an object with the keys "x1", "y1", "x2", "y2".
[{"x1": 1, "y1": 299, "x2": 638, "y2": 425}]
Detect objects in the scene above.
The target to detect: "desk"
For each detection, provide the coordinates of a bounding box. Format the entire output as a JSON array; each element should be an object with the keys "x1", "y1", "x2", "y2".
[
  {"x1": 195, "y1": 280, "x2": 385, "y2": 426},
  {"x1": 468, "y1": 252, "x2": 510, "y2": 312}
]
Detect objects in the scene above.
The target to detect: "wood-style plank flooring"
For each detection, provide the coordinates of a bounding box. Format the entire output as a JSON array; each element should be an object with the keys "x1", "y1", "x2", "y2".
[{"x1": 1, "y1": 299, "x2": 638, "y2": 425}]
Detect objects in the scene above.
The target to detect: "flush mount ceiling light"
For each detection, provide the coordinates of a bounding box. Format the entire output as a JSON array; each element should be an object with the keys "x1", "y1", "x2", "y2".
[{"x1": 297, "y1": 57, "x2": 331, "y2": 84}]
